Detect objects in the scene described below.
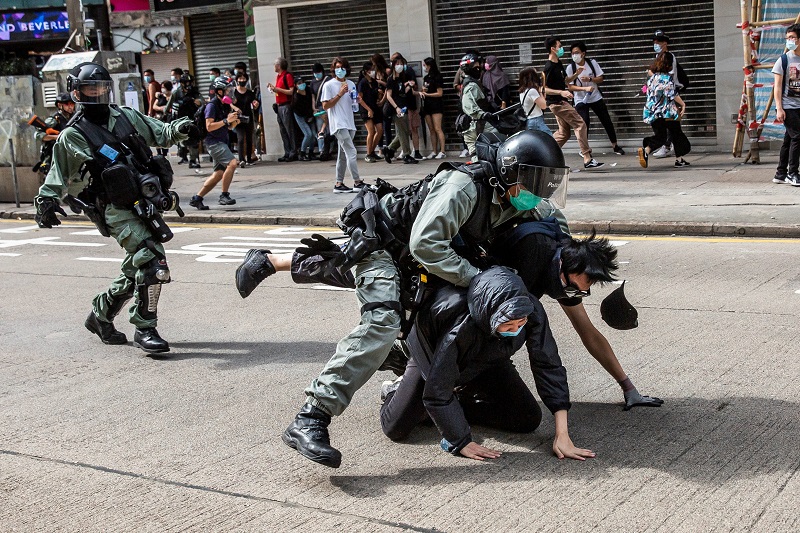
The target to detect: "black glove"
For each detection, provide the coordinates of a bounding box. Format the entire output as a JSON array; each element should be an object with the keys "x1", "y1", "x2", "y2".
[
  {"x1": 34, "y1": 196, "x2": 67, "y2": 229},
  {"x1": 178, "y1": 121, "x2": 200, "y2": 140},
  {"x1": 623, "y1": 388, "x2": 664, "y2": 411},
  {"x1": 296, "y1": 234, "x2": 343, "y2": 259}
]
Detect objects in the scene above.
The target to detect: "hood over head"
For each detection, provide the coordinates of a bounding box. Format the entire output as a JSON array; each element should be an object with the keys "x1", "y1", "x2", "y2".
[{"x1": 468, "y1": 266, "x2": 535, "y2": 336}]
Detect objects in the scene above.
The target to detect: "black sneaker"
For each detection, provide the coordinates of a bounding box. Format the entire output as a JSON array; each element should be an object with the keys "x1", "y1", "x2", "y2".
[
  {"x1": 188, "y1": 161, "x2": 201, "y2": 169},
  {"x1": 413, "y1": 151, "x2": 424, "y2": 160},
  {"x1": 383, "y1": 147, "x2": 395, "y2": 164},
  {"x1": 584, "y1": 158, "x2": 604, "y2": 169},
  {"x1": 613, "y1": 145, "x2": 626, "y2": 155},
  {"x1": 403, "y1": 155, "x2": 419, "y2": 164},
  {"x1": 333, "y1": 183, "x2": 353, "y2": 193},
  {"x1": 235, "y1": 249, "x2": 275, "y2": 298},
  {"x1": 773, "y1": 172, "x2": 788, "y2": 184},
  {"x1": 219, "y1": 192, "x2": 236, "y2": 205},
  {"x1": 352, "y1": 181, "x2": 368, "y2": 191},
  {"x1": 787, "y1": 173, "x2": 800, "y2": 186},
  {"x1": 177, "y1": 157, "x2": 188, "y2": 165},
  {"x1": 239, "y1": 161, "x2": 247, "y2": 168},
  {"x1": 637, "y1": 148, "x2": 648, "y2": 169},
  {"x1": 674, "y1": 159, "x2": 691, "y2": 167},
  {"x1": 189, "y1": 195, "x2": 209, "y2": 210}
]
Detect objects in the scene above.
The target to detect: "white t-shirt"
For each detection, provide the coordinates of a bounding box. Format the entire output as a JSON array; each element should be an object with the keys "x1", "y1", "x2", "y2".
[
  {"x1": 321, "y1": 78, "x2": 357, "y2": 133},
  {"x1": 772, "y1": 51, "x2": 800, "y2": 110},
  {"x1": 565, "y1": 59, "x2": 604, "y2": 104},
  {"x1": 519, "y1": 88, "x2": 544, "y2": 118}
]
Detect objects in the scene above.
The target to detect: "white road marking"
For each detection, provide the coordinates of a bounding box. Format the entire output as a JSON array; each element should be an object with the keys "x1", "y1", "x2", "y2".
[
  {"x1": 69, "y1": 227, "x2": 197, "y2": 236},
  {"x1": 0, "y1": 252, "x2": 21, "y2": 257},
  {"x1": 311, "y1": 285, "x2": 356, "y2": 292},
  {"x1": 0, "y1": 225, "x2": 41, "y2": 234},
  {"x1": 76, "y1": 257, "x2": 121, "y2": 262},
  {"x1": 264, "y1": 227, "x2": 340, "y2": 235},
  {"x1": 619, "y1": 261, "x2": 631, "y2": 264},
  {"x1": 610, "y1": 241, "x2": 629, "y2": 247},
  {"x1": 795, "y1": 289, "x2": 800, "y2": 294},
  {"x1": 0, "y1": 237, "x2": 106, "y2": 249},
  {"x1": 221, "y1": 236, "x2": 306, "y2": 242}
]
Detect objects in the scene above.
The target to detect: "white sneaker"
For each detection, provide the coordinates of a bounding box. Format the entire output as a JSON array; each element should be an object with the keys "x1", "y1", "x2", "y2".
[
  {"x1": 426, "y1": 151, "x2": 436, "y2": 159},
  {"x1": 396, "y1": 150, "x2": 405, "y2": 161},
  {"x1": 459, "y1": 148, "x2": 469, "y2": 157},
  {"x1": 665, "y1": 145, "x2": 675, "y2": 157},
  {"x1": 651, "y1": 146, "x2": 669, "y2": 158},
  {"x1": 381, "y1": 376, "x2": 404, "y2": 403},
  {"x1": 435, "y1": 152, "x2": 446, "y2": 159}
]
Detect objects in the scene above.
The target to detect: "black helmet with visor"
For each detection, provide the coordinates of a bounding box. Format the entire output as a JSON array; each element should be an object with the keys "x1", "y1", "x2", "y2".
[{"x1": 67, "y1": 62, "x2": 114, "y2": 106}]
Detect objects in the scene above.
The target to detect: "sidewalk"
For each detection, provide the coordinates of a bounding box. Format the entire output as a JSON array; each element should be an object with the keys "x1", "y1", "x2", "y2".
[{"x1": 3, "y1": 149, "x2": 800, "y2": 237}]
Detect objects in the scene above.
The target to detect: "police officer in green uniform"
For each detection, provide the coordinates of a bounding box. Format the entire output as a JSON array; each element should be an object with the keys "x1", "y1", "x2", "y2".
[
  {"x1": 235, "y1": 130, "x2": 570, "y2": 468},
  {"x1": 34, "y1": 62, "x2": 197, "y2": 355},
  {"x1": 459, "y1": 53, "x2": 499, "y2": 158},
  {"x1": 33, "y1": 92, "x2": 75, "y2": 183}
]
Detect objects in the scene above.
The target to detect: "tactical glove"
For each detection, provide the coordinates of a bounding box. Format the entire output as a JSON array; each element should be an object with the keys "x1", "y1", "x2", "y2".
[
  {"x1": 623, "y1": 388, "x2": 664, "y2": 411},
  {"x1": 177, "y1": 121, "x2": 201, "y2": 140},
  {"x1": 34, "y1": 196, "x2": 67, "y2": 228},
  {"x1": 296, "y1": 234, "x2": 344, "y2": 260}
]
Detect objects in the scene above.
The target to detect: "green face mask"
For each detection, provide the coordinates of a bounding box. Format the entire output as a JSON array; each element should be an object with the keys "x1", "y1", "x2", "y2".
[
  {"x1": 509, "y1": 189, "x2": 542, "y2": 211},
  {"x1": 556, "y1": 47, "x2": 565, "y2": 58}
]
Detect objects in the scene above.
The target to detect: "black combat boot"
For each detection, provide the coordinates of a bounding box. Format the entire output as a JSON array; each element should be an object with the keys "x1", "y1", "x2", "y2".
[
  {"x1": 85, "y1": 311, "x2": 128, "y2": 345},
  {"x1": 133, "y1": 328, "x2": 170, "y2": 354},
  {"x1": 282, "y1": 404, "x2": 342, "y2": 468},
  {"x1": 235, "y1": 249, "x2": 275, "y2": 298}
]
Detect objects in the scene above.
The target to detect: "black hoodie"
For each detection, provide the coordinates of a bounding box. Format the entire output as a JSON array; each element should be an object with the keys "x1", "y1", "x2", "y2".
[{"x1": 406, "y1": 266, "x2": 571, "y2": 452}]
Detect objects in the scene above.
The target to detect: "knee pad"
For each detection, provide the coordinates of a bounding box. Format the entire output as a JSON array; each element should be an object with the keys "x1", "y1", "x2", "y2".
[{"x1": 142, "y1": 256, "x2": 171, "y2": 286}]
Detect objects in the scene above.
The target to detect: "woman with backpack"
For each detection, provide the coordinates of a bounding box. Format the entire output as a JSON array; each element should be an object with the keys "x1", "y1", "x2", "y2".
[
  {"x1": 518, "y1": 67, "x2": 550, "y2": 135},
  {"x1": 638, "y1": 51, "x2": 690, "y2": 169},
  {"x1": 291, "y1": 76, "x2": 316, "y2": 161}
]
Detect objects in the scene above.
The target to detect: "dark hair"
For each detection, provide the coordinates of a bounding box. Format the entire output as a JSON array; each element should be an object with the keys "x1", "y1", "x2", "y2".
[
  {"x1": 391, "y1": 55, "x2": 407, "y2": 77},
  {"x1": 144, "y1": 69, "x2": 154, "y2": 76},
  {"x1": 787, "y1": 24, "x2": 800, "y2": 37},
  {"x1": 236, "y1": 72, "x2": 249, "y2": 82},
  {"x1": 275, "y1": 57, "x2": 289, "y2": 71},
  {"x1": 571, "y1": 41, "x2": 587, "y2": 53},
  {"x1": 518, "y1": 66, "x2": 543, "y2": 91},
  {"x1": 161, "y1": 80, "x2": 173, "y2": 91},
  {"x1": 649, "y1": 51, "x2": 673, "y2": 74},
  {"x1": 423, "y1": 57, "x2": 440, "y2": 77},
  {"x1": 390, "y1": 52, "x2": 406, "y2": 63},
  {"x1": 210, "y1": 67, "x2": 220, "y2": 75},
  {"x1": 544, "y1": 36, "x2": 560, "y2": 52},
  {"x1": 171, "y1": 67, "x2": 183, "y2": 76},
  {"x1": 234, "y1": 61, "x2": 247, "y2": 71},
  {"x1": 371, "y1": 53, "x2": 390, "y2": 74},
  {"x1": 312, "y1": 62, "x2": 324, "y2": 73},
  {"x1": 331, "y1": 57, "x2": 351, "y2": 77},
  {"x1": 560, "y1": 229, "x2": 618, "y2": 284},
  {"x1": 361, "y1": 61, "x2": 374, "y2": 79}
]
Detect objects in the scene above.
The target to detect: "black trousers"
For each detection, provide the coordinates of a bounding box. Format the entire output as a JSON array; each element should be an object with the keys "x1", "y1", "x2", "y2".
[
  {"x1": 777, "y1": 108, "x2": 800, "y2": 175},
  {"x1": 380, "y1": 357, "x2": 543, "y2": 442},
  {"x1": 236, "y1": 120, "x2": 254, "y2": 163},
  {"x1": 575, "y1": 99, "x2": 617, "y2": 144},
  {"x1": 644, "y1": 118, "x2": 690, "y2": 158}
]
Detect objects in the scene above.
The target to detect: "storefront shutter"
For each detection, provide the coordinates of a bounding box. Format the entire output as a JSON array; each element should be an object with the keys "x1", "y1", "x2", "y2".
[
  {"x1": 189, "y1": 10, "x2": 248, "y2": 80},
  {"x1": 281, "y1": 0, "x2": 390, "y2": 148},
  {"x1": 433, "y1": 0, "x2": 716, "y2": 148}
]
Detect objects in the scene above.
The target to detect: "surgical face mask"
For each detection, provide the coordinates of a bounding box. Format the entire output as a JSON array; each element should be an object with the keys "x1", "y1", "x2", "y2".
[
  {"x1": 484, "y1": 63, "x2": 491, "y2": 71},
  {"x1": 314, "y1": 72, "x2": 323, "y2": 80},
  {"x1": 571, "y1": 53, "x2": 582, "y2": 63},
  {"x1": 395, "y1": 64, "x2": 404, "y2": 74},
  {"x1": 233, "y1": 69, "x2": 240, "y2": 76},
  {"x1": 787, "y1": 39, "x2": 798, "y2": 52},
  {"x1": 144, "y1": 76, "x2": 152, "y2": 83},
  {"x1": 297, "y1": 83, "x2": 307, "y2": 90},
  {"x1": 654, "y1": 43, "x2": 662, "y2": 53},
  {"x1": 209, "y1": 74, "x2": 216, "y2": 81},
  {"x1": 556, "y1": 47, "x2": 565, "y2": 58},
  {"x1": 335, "y1": 67, "x2": 347, "y2": 79},
  {"x1": 498, "y1": 327, "x2": 523, "y2": 338},
  {"x1": 369, "y1": 70, "x2": 376, "y2": 78},
  {"x1": 170, "y1": 75, "x2": 178, "y2": 82},
  {"x1": 509, "y1": 189, "x2": 543, "y2": 211}
]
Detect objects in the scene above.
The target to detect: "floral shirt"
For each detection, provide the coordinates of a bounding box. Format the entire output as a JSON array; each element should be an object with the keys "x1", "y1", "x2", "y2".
[{"x1": 643, "y1": 73, "x2": 679, "y2": 124}]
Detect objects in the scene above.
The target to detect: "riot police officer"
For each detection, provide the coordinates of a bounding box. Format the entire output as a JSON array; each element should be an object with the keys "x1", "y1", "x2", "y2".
[
  {"x1": 34, "y1": 62, "x2": 198, "y2": 355},
  {"x1": 458, "y1": 53, "x2": 498, "y2": 158},
  {"x1": 33, "y1": 92, "x2": 75, "y2": 183},
  {"x1": 235, "y1": 130, "x2": 571, "y2": 468}
]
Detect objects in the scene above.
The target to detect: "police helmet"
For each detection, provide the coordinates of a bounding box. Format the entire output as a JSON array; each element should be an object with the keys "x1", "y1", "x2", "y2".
[
  {"x1": 180, "y1": 73, "x2": 195, "y2": 87},
  {"x1": 67, "y1": 62, "x2": 113, "y2": 106},
  {"x1": 493, "y1": 130, "x2": 570, "y2": 209},
  {"x1": 459, "y1": 53, "x2": 483, "y2": 77}
]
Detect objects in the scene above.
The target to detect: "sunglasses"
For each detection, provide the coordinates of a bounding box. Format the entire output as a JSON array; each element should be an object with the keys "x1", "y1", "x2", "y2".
[{"x1": 563, "y1": 272, "x2": 590, "y2": 298}]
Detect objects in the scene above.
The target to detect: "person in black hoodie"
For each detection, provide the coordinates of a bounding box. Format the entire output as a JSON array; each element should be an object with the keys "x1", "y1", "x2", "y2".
[{"x1": 381, "y1": 263, "x2": 600, "y2": 461}]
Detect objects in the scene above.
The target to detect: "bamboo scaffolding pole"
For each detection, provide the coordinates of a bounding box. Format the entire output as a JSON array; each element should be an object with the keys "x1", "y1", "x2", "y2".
[
  {"x1": 733, "y1": 0, "x2": 751, "y2": 157},
  {"x1": 750, "y1": 17, "x2": 800, "y2": 27}
]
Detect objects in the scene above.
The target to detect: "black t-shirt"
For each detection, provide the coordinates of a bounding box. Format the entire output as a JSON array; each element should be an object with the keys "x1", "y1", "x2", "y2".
[
  {"x1": 291, "y1": 88, "x2": 313, "y2": 118},
  {"x1": 544, "y1": 60, "x2": 568, "y2": 105},
  {"x1": 422, "y1": 73, "x2": 445, "y2": 114},
  {"x1": 310, "y1": 75, "x2": 331, "y2": 111},
  {"x1": 357, "y1": 77, "x2": 380, "y2": 112},
  {"x1": 389, "y1": 72, "x2": 417, "y2": 111},
  {"x1": 233, "y1": 88, "x2": 256, "y2": 118}
]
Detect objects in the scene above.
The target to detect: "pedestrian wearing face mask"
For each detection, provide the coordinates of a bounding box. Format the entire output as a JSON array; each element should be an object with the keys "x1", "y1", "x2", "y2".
[
  {"x1": 143, "y1": 69, "x2": 161, "y2": 117},
  {"x1": 649, "y1": 30, "x2": 685, "y2": 159},
  {"x1": 482, "y1": 55, "x2": 511, "y2": 110},
  {"x1": 310, "y1": 62, "x2": 334, "y2": 161},
  {"x1": 383, "y1": 56, "x2": 419, "y2": 164},
  {"x1": 543, "y1": 36, "x2": 604, "y2": 169},
  {"x1": 772, "y1": 24, "x2": 800, "y2": 186},
  {"x1": 208, "y1": 68, "x2": 221, "y2": 100},
  {"x1": 320, "y1": 57, "x2": 366, "y2": 193},
  {"x1": 233, "y1": 72, "x2": 259, "y2": 167},
  {"x1": 170, "y1": 68, "x2": 184, "y2": 101},
  {"x1": 566, "y1": 42, "x2": 624, "y2": 155},
  {"x1": 357, "y1": 62, "x2": 384, "y2": 162},
  {"x1": 419, "y1": 57, "x2": 446, "y2": 159},
  {"x1": 291, "y1": 76, "x2": 316, "y2": 161}
]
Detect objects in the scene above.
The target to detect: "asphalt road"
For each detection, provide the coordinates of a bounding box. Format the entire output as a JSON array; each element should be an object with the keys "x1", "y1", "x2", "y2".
[{"x1": 1, "y1": 219, "x2": 799, "y2": 532}]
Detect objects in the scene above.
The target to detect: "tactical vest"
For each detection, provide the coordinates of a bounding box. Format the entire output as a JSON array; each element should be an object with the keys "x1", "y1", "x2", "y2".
[{"x1": 379, "y1": 161, "x2": 494, "y2": 268}]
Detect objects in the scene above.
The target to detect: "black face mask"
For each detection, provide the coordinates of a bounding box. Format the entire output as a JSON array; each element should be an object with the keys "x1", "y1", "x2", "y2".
[
  {"x1": 82, "y1": 104, "x2": 110, "y2": 125},
  {"x1": 237, "y1": 81, "x2": 247, "y2": 87}
]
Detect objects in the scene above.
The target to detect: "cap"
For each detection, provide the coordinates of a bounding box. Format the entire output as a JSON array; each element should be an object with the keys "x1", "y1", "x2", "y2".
[
  {"x1": 600, "y1": 281, "x2": 639, "y2": 330},
  {"x1": 55, "y1": 92, "x2": 72, "y2": 104},
  {"x1": 653, "y1": 30, "x2": 671, "y2": 43}
]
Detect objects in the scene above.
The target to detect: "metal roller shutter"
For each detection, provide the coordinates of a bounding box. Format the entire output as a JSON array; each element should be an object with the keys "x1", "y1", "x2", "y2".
[
  {"x1": 433, "y1": 0, "x2": 716, "y2": 147},
  {"x1": 189, "y1": 11, "x2": 248, "y2": 79},
  {"x1": 281, "y1": 0, "x2": 390, "y2": 148}
]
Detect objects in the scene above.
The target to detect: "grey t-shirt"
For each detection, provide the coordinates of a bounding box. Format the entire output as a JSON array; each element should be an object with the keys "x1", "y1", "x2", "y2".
[{"x1": 772, "y1": 51, "x2": 800, "y2": 109}]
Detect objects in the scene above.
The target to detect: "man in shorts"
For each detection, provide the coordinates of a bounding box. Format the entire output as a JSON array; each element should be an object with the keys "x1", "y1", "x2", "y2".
[{"x1": 190, "y1": 77, "x2": 240, "y2": 210}]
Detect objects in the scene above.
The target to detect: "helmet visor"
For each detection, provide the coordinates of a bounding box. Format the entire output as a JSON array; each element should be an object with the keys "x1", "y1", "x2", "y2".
[
  {"x1": 72, "y1": 80, "x2": 114, "y2": 105},
  {"x1": 511, "y1": 164, "x2": 570, "y2": 209}
]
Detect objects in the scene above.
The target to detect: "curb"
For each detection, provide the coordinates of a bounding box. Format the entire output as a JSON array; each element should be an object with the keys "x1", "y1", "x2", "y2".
[{"x1": 3, "y1": 209, "x2": 800, "y2": 239}]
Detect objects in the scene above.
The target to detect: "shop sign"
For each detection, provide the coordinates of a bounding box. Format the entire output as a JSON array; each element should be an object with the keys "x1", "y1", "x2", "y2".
[
  {"x1": 150, "y1": 0, "x2": 242, "y2": 15},
  {"x1": 0, "y1": 11, "x2": 69, "y2": 42}
]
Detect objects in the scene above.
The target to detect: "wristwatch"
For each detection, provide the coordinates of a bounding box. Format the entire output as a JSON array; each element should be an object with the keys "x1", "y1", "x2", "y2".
[{"x1": 223, "y1": 119, "x2": 229, "y2": 126}]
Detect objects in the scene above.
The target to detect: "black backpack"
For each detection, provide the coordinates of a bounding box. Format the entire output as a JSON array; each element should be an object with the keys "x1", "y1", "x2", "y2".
[{"x1": 193, "y1": 102, "x2": 208, "y2": 138}]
